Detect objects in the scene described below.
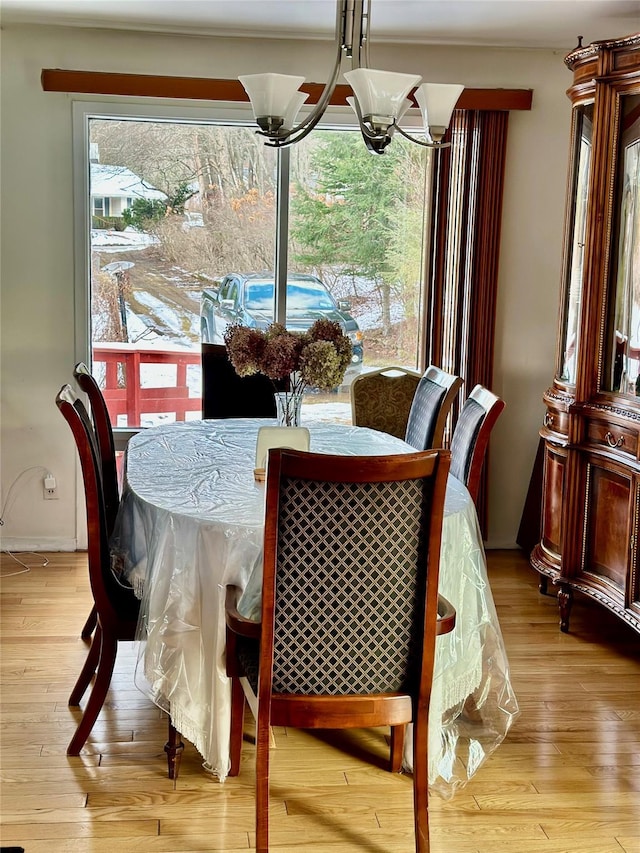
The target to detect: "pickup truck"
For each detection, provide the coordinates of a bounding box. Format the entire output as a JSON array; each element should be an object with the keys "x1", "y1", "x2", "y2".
[{"x1": 201, "y1": 271, "x2": 364, "y2": 376}]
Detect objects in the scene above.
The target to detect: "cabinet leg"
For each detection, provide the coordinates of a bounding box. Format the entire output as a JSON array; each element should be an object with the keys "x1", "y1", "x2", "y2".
[
  {"x1": 557, "y1": 585, "x2": 572, "y2": 633},
  {"x1": 539, "y1": 575, "x2": 549, "y2": 595}
]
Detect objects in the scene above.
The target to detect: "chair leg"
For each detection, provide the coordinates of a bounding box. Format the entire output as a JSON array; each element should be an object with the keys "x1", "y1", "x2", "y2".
[
  {"x1": 165, "y1": 719, "x2": 184, "y2": 781},
  {"x1": 412, "y1": 717, "x2": 430, "y2": 853},
  {"x1": 229, "y1": 676, "x2": 245, "y2": 777},
  {"x1": 255, "y1": 710, "x2": 271, "y2": 853},
  {"x1": 69, "y1": 624, "x2": 102, "y2": 706},
  {"x1": 67, "y1": 631, "x2": 117, "y2": 755},
  {"x1": 81, "y1": 604, "x2": 97, "y2": 640},
  {"x1": 390, "y1": 723, "x2": 405, "y2": 773}
]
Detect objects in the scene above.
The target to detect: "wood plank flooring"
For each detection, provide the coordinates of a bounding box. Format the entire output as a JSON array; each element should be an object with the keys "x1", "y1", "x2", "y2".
[{"x1": 1, "y1": 549, "x2": 639, "y2": 852}]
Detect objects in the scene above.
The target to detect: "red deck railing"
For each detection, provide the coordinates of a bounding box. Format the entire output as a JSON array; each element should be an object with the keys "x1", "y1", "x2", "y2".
[{"x1": 93, "y1": 343, "x2": 202, "y2": 427}]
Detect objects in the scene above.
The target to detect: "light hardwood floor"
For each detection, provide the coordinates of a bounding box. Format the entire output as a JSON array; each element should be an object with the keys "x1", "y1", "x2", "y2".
[{"x1": 1, "y1": 549, "x2": 639, "y2": 853}]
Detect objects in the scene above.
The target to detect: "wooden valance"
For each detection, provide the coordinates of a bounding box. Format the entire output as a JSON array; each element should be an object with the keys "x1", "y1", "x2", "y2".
[{"x1": 41, "y1": 69, "x2": 533, "y2": 112}]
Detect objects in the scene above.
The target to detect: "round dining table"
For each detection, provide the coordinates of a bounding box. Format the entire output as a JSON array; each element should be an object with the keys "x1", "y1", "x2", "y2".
[{"x1": 110, "y1": 418, "x2": 518, "y2": 797}]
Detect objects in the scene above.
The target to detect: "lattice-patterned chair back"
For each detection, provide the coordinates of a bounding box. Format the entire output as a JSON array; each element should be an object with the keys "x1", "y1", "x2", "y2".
[
  {"x1": 449, "y1": 384, "x2": 505, "y2": 504},
  {"x1": 225, "y1": 447, "x2": 455, "y2": 853},
  {"x1": 350, "y1": 366, "x2": 420, "y2": 438},
  {"x1": 272, "y1": 475, "x2": 427, "y2": 695},
  {"x1": 405, "y1": 365, "x2": 463, "y2": 450}
]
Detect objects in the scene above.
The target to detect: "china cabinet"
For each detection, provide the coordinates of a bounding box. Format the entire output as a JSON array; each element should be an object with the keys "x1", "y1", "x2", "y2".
[{"x1": 531, "y1": 33, "x2": 640, "y2": 633}]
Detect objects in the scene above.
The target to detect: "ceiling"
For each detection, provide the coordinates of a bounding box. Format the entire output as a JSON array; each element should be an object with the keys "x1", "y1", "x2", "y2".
[{"x1": 1, "y1": 0, "x2": 638, "y2": 51}]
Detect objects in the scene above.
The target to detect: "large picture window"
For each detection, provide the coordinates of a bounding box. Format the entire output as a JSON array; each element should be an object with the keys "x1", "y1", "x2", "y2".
[{"x1": 82, "y1": 109, "x2": 433, "y2": 428}]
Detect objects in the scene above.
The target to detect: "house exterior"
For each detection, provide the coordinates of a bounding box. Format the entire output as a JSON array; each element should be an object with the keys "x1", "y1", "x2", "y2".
[{"x1": 90, "y1": 154, "x2": 166, "y2": 228}]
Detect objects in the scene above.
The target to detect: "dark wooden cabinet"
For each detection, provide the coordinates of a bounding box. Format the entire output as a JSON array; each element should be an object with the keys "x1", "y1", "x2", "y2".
[{"x1": 531, "y1": 33, "x2": 640, "y2": 633}]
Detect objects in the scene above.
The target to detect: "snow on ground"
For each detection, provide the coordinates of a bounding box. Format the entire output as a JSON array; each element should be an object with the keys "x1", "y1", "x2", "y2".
[
  {"x1": 92, "y1": 227, "x2": 159, "y2": 253},
  {"x1": 136, "y1": 398, "x2": 353, "y2": 429},
  {"x1": 330, "y1": 275, "x2": 407, "y2": 331},
  {"x1": 132, "y1": 291, "x2": 201, "y2": 343},
  {"x1": 302, "y1": 399, "x2": 351, "y2": 425}
]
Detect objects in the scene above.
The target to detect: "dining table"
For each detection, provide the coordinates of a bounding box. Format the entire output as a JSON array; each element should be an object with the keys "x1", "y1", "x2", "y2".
[{"x1": 110, "y1": 417, "x2": 519, "y2": 798}]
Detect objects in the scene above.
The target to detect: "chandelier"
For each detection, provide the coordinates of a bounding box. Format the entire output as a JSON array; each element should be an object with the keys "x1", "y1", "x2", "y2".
[{"x1": 239, "y1": 0, "x2": 464, "y2": 154}]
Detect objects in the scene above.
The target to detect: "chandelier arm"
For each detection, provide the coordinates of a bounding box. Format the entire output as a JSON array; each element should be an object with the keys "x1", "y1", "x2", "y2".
[
  {"x1": 259, "y1": 116, "x2": 322, "y2": 148},
  {"x1": 393, "y1": 121, "x2": 451, "y2": 149},
  {"x1": 360, "y1": 0, "x2": 371, "y2": 69},
  {"x1": 262, "y1": 0, "x2": 349, "y2": 145}
]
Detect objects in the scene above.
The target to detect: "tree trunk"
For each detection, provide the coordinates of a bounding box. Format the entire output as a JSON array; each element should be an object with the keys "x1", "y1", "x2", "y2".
[{"x1": 381, "y1": 281, "x2": 392, "y2": 337}]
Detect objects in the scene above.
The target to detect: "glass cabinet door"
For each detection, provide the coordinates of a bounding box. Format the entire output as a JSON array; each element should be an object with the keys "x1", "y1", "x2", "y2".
[
  {"x1": 605, "y1": 93, "x2": 640, "y2": 395},
  {"x1": 558, "y1": 103, "x2": 594, "y2": 384}
]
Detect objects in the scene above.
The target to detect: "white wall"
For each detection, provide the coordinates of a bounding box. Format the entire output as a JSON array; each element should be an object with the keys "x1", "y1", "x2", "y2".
[{"x1": 0, "y1": 22, "x2": 577, "y2": 549}]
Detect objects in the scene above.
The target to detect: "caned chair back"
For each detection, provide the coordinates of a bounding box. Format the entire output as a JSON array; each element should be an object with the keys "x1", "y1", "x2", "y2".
[
  {"x1": 73, "y1": 362, "x2": 119, "y2": 536},
  {"x1": 405, "y1": 365, "x2": 463, "y2": 450},
  {"x1": 201, "y1": 343, "x2": 277, "y2": 419},
  {"x1": 449, "y1": 384, "x2": 505, "y2": 504},
  {"x1": 350, "y1": 366, "x2": 421, "y2": 438}
]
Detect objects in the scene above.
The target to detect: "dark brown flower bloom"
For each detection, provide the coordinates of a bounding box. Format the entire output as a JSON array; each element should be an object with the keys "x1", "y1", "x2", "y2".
[
  {"x1": 262, "y1": 332, "x2": 300, "y2": 381},
  {"x1": 224, "y1": 318, "x2": 352, "y2": 392},
  {"x1": 308, "y1": 318, "x2": 344, "y2": 344},
  {"x1": 224, "y1": 324, "x2": 266, "y2": 377}
]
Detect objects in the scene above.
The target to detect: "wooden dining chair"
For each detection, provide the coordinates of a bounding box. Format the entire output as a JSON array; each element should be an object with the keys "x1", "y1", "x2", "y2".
[
  {"x1": 449, "y1": 384, "x2": 505, "y2": 505},
  {"x1": 56, "y1": 385, "x2": 141, "y2": 755},
  {"x1": 405, "y1": 365, "x2": 463, "y2": 450},
  {"x1": 225, "y1": 447, "x2": 455, "y2": 853},
  {"x1": 350, "y1": 365, "x2": 421, "y2": 438},
  {"x1": 201, "y1": 343, "x2": 277, "y2": 419},
  {"x1": 73, "y1": 362, "x2": 121, "y2": 639}
]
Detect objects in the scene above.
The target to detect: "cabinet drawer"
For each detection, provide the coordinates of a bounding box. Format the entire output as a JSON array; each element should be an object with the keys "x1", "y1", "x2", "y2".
[
  {"x1": 542, "y1": 408, "x2": 569, "y2": 436},
  {"x1": 586, "y1": 421, "x2": 638, "y2": 457}
]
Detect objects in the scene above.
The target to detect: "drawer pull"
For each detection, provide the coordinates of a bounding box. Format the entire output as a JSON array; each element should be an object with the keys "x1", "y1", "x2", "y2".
[
  {"x1": 544, "y1": 413, "x2": 554, "y2": 427},
  {"x1": 605, "y1": 431, "x2": 624, "y2": 448}
]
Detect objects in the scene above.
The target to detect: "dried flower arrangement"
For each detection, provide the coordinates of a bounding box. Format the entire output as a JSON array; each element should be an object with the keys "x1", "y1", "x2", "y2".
[{"x1": 224, "y1": 319, "x2": 353, "y2": 425}]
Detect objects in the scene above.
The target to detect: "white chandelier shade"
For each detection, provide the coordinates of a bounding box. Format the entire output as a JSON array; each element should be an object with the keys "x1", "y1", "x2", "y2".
[
  {"x1": 238, "y1": 0, "x2": 464, "y2": 154},
  {"x1": 343, "y1": 68, "x2": 421, "y2": 124},
  {"x1": 282, "y1": 91, "x2": 310, "y2": 131},
  {"x1": 415, "y1": 83, "x2": 466, "y2": 143},
  {"x1": 238, "y1": 73, "x2": 307, "y2": 134}
]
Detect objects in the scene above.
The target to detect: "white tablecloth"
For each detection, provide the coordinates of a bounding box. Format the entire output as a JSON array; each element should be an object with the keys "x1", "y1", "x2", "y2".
[{"x1": 111, "y1": 419, "x2": 518, "y2": 797}]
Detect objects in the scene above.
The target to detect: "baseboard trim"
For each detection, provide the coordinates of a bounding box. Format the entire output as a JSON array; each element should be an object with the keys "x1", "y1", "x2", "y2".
[
  {"x1": 484, "y1": 540, "x2": 520, "y2": 550},
  {"x1": 0, "y1": 538, "x2": 77, "y2": 553}
]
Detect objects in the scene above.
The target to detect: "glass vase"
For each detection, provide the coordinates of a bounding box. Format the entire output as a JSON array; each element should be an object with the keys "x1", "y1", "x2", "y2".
[{"x1": 274, "y1": 391, "x2": 303, "y2": 427}]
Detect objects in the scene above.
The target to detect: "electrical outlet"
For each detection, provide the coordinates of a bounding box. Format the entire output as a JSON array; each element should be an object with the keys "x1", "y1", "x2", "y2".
[{"x1": 43, "y1": 474, "x2": 58, "y2": 500}]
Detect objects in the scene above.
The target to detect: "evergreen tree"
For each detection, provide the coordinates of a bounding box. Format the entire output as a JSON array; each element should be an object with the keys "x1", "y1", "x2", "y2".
[{"x1": 291, "y1": 131, "x2": 424, "y2": 335}]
